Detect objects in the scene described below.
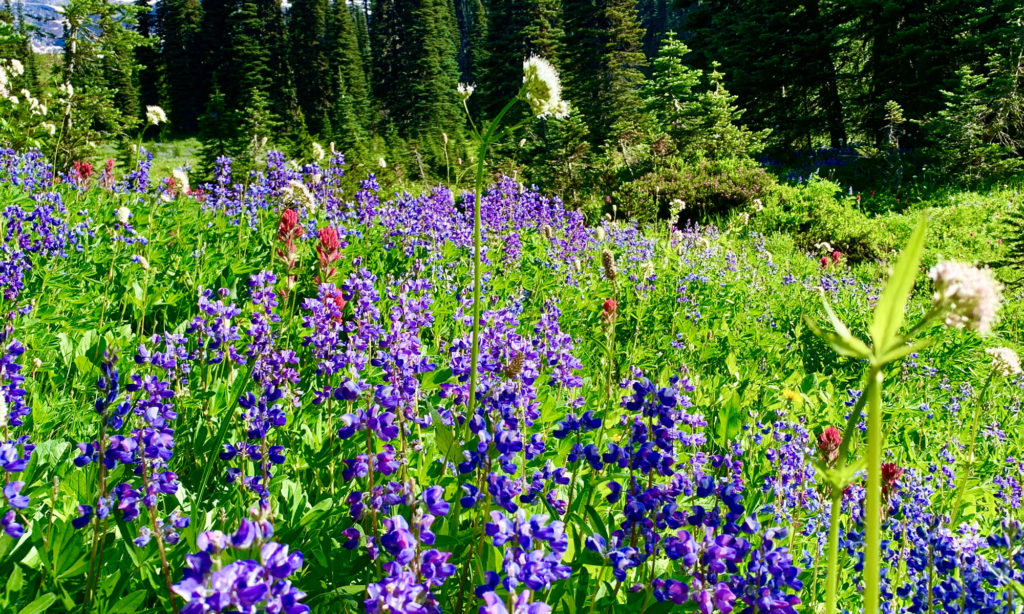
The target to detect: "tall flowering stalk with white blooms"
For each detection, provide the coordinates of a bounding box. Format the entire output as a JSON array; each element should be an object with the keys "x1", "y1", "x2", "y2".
[
  {"x1": 459, "y1": 56, "x2": 569, "y2": 437},
  {"x1": 455, "y1": 56, "x2": 568, "y2": 612},
  {"x1": 806, "y1": 216, "x2": 1004, "y2": 614}
]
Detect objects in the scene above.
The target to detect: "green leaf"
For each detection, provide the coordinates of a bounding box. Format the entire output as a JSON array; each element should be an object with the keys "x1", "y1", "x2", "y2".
[
  {"x1": 6, "y1": 563, "x2": 23, "y2": 594},
  {"x1": 717, "y1": 388, "x2": 744, "y2": 447},
  {"x1": 724, "y1": 352, "x2": 740, "y2": 380},
  {"x1": 870, "y1": 215, "x2": 927, "y2": 352},
  {"x1": 18, "y1": 593, "x2": 57, "y2": 614},
  {"x1": 878, "y1": 337, "x2": 934, "y2": 364},
  {"x1": 804, "y1": 316, "x2": 871, "y2": 360},
  {"x1": 107, "y1": 590, "x2": 147, "y2": 614}
]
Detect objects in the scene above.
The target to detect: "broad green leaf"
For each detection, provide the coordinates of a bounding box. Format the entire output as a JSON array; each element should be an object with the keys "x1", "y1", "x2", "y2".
[
  {"x1": 18, "y1": 593, "x2": 56, "y2": 614},
  {"x1": 804, "y1": 316, "x2": 871, "y2": 359},
  {"x1": 870, "y1": 215, "x2": 927, "y2": 352},
  {"x1": 6, "y1": 563, "x2": 23, "y2": 594}
]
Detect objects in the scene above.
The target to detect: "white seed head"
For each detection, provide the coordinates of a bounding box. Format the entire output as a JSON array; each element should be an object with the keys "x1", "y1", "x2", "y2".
[{"x1": 929, "y1": 261, "x2": 1003, "y2": 335}]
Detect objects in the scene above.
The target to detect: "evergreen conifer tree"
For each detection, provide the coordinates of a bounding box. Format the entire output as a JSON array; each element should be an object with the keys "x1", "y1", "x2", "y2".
[
  {"x1": 289, "y1": 0, "x2": 331, "y2": 134},
  {"x1": 158, "y1": 0, "x2": 205, "y2": 132}
]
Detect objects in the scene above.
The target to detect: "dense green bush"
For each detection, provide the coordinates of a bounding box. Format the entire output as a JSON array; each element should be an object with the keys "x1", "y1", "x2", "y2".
[
  {"x1": 752, "y1": 176, "x2": 887, "y2": 261},
  {"x1": 615, "y1": 156, "x2": 774, "y2": 223}
]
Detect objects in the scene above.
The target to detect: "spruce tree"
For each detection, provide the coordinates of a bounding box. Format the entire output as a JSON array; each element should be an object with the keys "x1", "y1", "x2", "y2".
[
  {"x1": 158, "y1": 0, "x2": 205, "y2": 132},
  {"x1": 289, "y1": 0, "x2": 331, "y2": 134},
  {"x1": 480, "y1": 0, "x2": 562, "y2": 114},
  {"x1": 326, "y1": 0, "x2": 369, "y2": 134},
  {"x1": 602, "y1": 0, "x2": 647, "y2": 144},
  {"x1": 136, "y1": 0, "x2": 160, "y2": 112},
  {"x1": 561, "y1": 0, "x2": 607, "y2": 137}
]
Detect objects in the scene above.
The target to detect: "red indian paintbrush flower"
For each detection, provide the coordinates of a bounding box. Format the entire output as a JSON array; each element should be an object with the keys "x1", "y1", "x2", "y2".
[
  {"x1": 881, "y1": 463, "x2": 904, "y2": 498},
  {"x1": 601, "y1": 298, "x2": 618, "y2": 324},
  {"x1": 817, "y1": 426, "x2": 843, "y2": 468}
]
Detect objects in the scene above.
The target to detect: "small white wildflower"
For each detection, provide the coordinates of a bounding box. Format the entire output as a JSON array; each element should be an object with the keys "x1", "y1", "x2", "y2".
[
  {"x1": 159, "y1": 192, "x2": 172, "y2": 203},
  {"x1": 0, "y1": 395, "x2": 7, "y2": 429},
  {"x1": 31, "y1": 357, "x2": 42, "y2": 370},
  {"x1": 986, "y1": 347, "x2": 1022, "y2": 377},
  {"x1": 172, "y1": 168, "x2": 190, "y2": 194},
  {"x1": 522, "y1": 56, "x2": 569, "y2": 119},
  {"x1": 136, "y1": 255, "x2": 150, "y2": 271},
  {"x1": 378, "y1": 157, "x2": 387, "y2": 169},
  {"x1": 146, "y1": 105, "x2": 167, "y2": 126},
  {"x1": 640, "y1": 260, "x2": 655, "y2": 280},
  {"x1": 595, "y1": 226, "x2": 606, "y2": 242},
  {"x1": 9, "y1": 59, "x2": 23, "y2": 77},
  {"x1": 929, "y1": 261, "x2": 1003, "y2": 335},
  {"x1": 738, "y1": 212, "x2": 750, "y2": 226},
  {"x1": 42, "y1": 122, "x2": 56, "y2": 136},
  {"x1": 442, "y1": 132, "x2": 449, "y2": 146},
  {"x1": 311, "y1": 142, "x2": 325, "y2": 162},
  {"x1": 115, "y1": 206, "x2": 132, "y2": 224},
  {"x1": 457, "y1": 82, "x2": 475, "y2": 102},
  {"x1": 58, "y1": 82, "x2": 73, "y2": 97},
  {"x1": 283, "y1": 179, "x2": 316, "y2": 213}
]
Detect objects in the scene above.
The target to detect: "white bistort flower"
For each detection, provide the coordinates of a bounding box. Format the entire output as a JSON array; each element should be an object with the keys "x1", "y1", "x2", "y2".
[
  {"x1": 146, "y1": 105, "x2": 167, "y2": 126},
  {"x1": 458, "y1": 82, "x2": 475, "y2": 102},
  {"x1": 929, "y1": 261, "x2": 1003, "y2": 335},
  {"x1": 115, "y1": 206, "x2": 132, "y2": 225},
  {"x1": 172, "y1": 168, "x2": 190, "y2": 194},
  {"x1": 311, "y1": 142, "x2": 325, "y2": 162},
  {"x1": 522, "y1": 56, "x2": 569, "y2": 119},
  {"x1": 986, "y1": 347, "x2": 1021, "y2": 377}
]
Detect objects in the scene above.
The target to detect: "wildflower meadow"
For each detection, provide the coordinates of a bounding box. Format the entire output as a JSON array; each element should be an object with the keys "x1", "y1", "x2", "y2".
[{"x1": 0, "y1": 55, "x2": 1023, "y2": 614}]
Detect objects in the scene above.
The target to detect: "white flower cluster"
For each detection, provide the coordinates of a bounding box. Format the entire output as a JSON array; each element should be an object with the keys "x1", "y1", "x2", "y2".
[
  {"x1": 146, "y1": 105, "x2": 168, "y2": 126},
  {"x1": 986, "y1": 347, "x2": 1022, "y2": 377},
  {"x1": 928, "y1": 261, "x2": 1003, "y2": 335},
  {"x1": 282, "y1": 179, "x2": 316, "y2": 213},
  {"x1": 522, "y1": 56, "x2": 569, "y2": 119},
  {"x1": 172, "y1": 168, "x2": 190, "y2": 194},
  {"x1": 458, "y1": 82, "x2": 475, "y2": 102}
]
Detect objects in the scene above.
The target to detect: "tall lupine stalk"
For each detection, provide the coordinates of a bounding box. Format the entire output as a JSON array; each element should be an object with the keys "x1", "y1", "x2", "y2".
[{"x1": 808, "y1": 217, "x2": 1004, "y2": 614}]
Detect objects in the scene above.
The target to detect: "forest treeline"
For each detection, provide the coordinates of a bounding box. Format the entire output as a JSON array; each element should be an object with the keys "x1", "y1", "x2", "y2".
[{"x1": 0, "y1": 0, "x2": 1022, "y2": 214}]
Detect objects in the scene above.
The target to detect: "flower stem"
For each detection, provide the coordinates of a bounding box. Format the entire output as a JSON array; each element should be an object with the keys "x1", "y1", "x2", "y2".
[
  {"x1": 825, "y1": 488, "x2": 843, "y2": 614},
  {"x1": 864, "y1": 365, "x2": 884, "y2": 614},
  {"x1": 951, "y1": 371, "x2": 995, "y2": 524},
  {"x1": 466, "y1": 96, "x2": 521, "y2": 434}
]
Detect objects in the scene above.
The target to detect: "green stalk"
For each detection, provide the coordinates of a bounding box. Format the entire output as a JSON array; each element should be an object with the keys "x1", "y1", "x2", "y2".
[
  {"x1": 951, "y1": 371, "x2": 995, "y2": 524},
  {"x1": 825, "y1": 489, "x2": 843, "y2": 614},
  {"x1": 466, "y1": 96, "x2": 521, "y2": 431},
  {"x1": 864, "y1": 365, "x2": 884, "y2": 614}
]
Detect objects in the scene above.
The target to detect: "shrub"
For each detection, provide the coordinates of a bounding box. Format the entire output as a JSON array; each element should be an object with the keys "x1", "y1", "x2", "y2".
[
  {"x1": 616, "y1": 156, "x2": 774, "y2": 223},
  {"x1": 752, "y1": 176, "x2": 887, "y2": 261}
]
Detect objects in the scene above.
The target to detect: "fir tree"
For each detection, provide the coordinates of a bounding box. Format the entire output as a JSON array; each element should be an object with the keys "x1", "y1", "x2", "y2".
[
  {"x1": 289, "y1": 0, "x2": 331, "y2": 134},
  {"x1": 136, "y1": 0, "x2": 160, "y2": 113},
  {"x1": 158, "y1": 0, "x2": 205, "y2": 132},
  {"x1": 326, "y1": 0, "x2": 369, "y2": 134},
  {"x1": 602, "y1": 0, "x2": 647, "y2": 144}
]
